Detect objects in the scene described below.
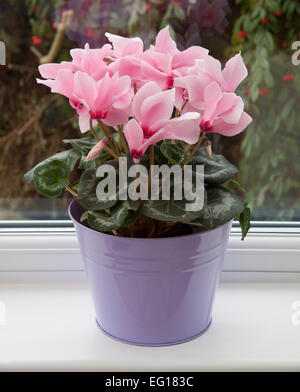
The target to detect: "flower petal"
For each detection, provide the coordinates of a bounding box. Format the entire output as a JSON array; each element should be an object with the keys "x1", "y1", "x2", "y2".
[
  {"x1": 210, "y1": 111, "x2": 253, "y2": 136},
  {"x1": 74, "y1": 71, "x2": 97, "y2": 111},
  {"x1": 203, "y1": 82, "x2": 223, "y2": 121},
  {"x1": 222, "y1": 52, "x2": 248, "y2": 92},
  {"x1": 51, "y1": 69, "x2": 74, "y2": 99},
  {"x1": 105, "y1": 33, "x2": 143, "y2": 57},
  {"x1": 141, "y1": 88, "x2": 175, "y2": 130},
  {"x1": 155, "y1": 26, "x2": 177, "y2": 55},
  {"x1": 124, "y1": 119, "x2": 144, "y2": 160},
  {"x1": 172, "y1": 46, "x2": 209, "y2": 69},
  {"x1": 132, "y1": 81, "x2": 161, "y2": 122}
]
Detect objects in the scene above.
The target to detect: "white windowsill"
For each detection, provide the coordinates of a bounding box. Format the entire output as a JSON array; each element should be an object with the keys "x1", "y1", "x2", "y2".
[
  {"x1": 0, "y1": 280, "x2": 299, "y2": 372},
  {"x1": 0, "y1": 227, "x2": 300, "y2": 371}
]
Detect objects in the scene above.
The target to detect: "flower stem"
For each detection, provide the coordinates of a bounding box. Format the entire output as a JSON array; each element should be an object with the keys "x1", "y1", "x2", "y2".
[
  {"x1": 97, "y1": 119, "x2": 120, "y2": 155},
  {"x1": 183, "y1": 134, "x2": 206, "y2": 166},
  {"x1": 103, "y1": 145, "x2": 120, "y2": 160},
  {"x1": 89, "y1": 119, "x2": 101, "y2": 141},
  {"x1": 118, "y1": 125, "x2": 129, "y2": 154}
]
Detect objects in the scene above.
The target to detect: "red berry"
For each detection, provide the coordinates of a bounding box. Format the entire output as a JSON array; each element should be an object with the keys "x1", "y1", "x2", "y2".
[
  {"x1": 282, "y1": 74, "x2": 295, "y2": 81},
  {"x1": 32, "y1": 36, "x2": 42, "y2": 45},
  {"x1": 273, "y1": 11, "x2": 281, "y2": 16},
  {"x1": 146, "y1": 4, "x2": 151, "y2": 11},
  {"x1": 238, "y1": 31, "x2": 248, "y2": 38},
  {"x1": 259, "y1": 89, "x2": 270, "y2": 96},
  {"x1": 262, "y1": 18, "x2": 269, "y2": 25},
  {"x1": 282, "y1": 42, "x2": 287, "y2": 48}
]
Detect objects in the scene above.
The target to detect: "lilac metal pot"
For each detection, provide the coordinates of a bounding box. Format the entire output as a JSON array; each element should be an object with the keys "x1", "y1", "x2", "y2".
[{"x1": 69, "y1": 200, "x2": 231, "y2": 346}]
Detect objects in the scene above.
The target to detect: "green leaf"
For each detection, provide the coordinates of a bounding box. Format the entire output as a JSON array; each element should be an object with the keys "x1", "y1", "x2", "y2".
[
  {"x1": 238, "y1": 204, "x2": 251, "y2": 240},
  {"x1": 80, "y1": 211, "x2": 88, "y2": 223},
  {"x1": 121, "y1": 204, "x2": 142, "y2": 227},
  {"x1": 160, "y1": 141, "x2": 188, "y2": 165},
  {"x1": 88, "y1": 202, "x2": 128, "y2": 232},
  {"x1": 33, "y1": 160, "x2": 70, "y2": 198},
  {"x1": 192, "y1": 146, "x2": 238, "y2": 185},
  {"x1": 191, "y1": 186, "x2": 244, "y2": 229},
  {"x1": 63, "y1": 137, "x2": 97, "y2": 155},
  {"x1": 77, "y1": 168, "x2": 118, "y2": 211},
  {"x1": 24, "y1": 149, "x2": 81, "y2": 183},
  {"x1": 78, "y1": 155, "x2": 95, "y2": 170},
  {"x1": 141, "y1": 197, "x2": 205, "y2": 223}
]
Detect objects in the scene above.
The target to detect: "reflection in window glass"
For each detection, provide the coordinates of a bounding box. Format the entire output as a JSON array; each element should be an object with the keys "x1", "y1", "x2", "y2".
[{"x1": 0, "y1": 0, "x2": 299, "y2": 221}]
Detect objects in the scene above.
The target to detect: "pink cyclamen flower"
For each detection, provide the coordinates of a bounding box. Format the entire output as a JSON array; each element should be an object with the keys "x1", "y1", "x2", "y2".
[
  {"x1": 86, "y1": 138, "x2": 107, "y2": 161},
  {"x1": 124, "y1": 82, "x2": 200, "y2": 162},
  {"x1": 196, "y1": 81, "x2": 252, "y2": 136},
  {"x1": 175, "y1": 52, "x2": 248, "y2": 106},
  {"x1": 73, "y1": 71, "x2": 134, "y2": 132},
  {"x1": 141, "y1": 26, "x2": 209, "y2": 90},
  {"x1": 105, "y1": 33, "x2": 145, "y2": 87}
]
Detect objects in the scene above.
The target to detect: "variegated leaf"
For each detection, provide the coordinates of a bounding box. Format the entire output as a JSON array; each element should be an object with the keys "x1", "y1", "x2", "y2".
[
  {"x1": 33, "y1": 160, "x2": 70, "y2": 198},
  {"x1": 191, "y1": 186, "x2": 244, "y2": 229},
  {"x1": 192, "y1": 146, "x2": 238, "y2": 185},
  {"x1": 24, "y1": 149, "x2": 81, "y2": 183},
  {"x1": 88, "y1": 202, "x2": 128, "y2": 232}
]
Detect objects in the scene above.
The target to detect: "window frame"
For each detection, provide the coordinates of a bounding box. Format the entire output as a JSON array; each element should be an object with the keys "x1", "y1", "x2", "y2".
[{"x1": 0, "y1": 221, "x2": 300, "y2": 283}]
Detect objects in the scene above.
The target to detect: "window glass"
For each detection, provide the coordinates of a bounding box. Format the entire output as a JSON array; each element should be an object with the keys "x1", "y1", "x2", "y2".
[{"x1": 0, "y1": 0, "x2": 299, "y2": 221}]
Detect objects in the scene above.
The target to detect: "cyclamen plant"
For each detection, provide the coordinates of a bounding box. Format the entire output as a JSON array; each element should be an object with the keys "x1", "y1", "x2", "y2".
[{"x1": 25, "y1": 26, "x2": 252, "y2": 239}]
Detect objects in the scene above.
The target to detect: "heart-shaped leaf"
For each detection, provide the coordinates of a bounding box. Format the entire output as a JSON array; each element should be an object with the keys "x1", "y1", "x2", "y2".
[
  {"x1": 191, "y1": 186, "x2": 244, "y2": 229},
  {"x1": 24, "y1": 149, "x2": 81, "y2": 183},
  {"x1": 77, "y1": 167, "x2": 118, "y2": 211},
  {"x1": 88, "y1": 202, "x2": 128, "y2": 232},
  {"x1": 192, "y1": 146, "x2": 238, "y2": 185},
  {"x1": 33, "y1": 160, "x2": 70, "y2": 198},
  {"x1": 160, "y1": 141, "x2": 188, "y2": 165},
  {"x1": 141, "y1": 197, "x2": 205, "y2": 223},
  {"x1": 63, "y1": 137, "x2": 97, "y2": 155}
]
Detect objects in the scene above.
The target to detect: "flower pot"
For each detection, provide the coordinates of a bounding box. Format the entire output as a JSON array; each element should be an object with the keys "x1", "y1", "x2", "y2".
[{"x1": 69, "y1": 200, "x2": 232, "y2": 346}]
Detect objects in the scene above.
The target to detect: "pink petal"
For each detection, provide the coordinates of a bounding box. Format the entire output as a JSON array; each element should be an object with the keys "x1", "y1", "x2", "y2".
[
  {"x1": 202, "y1": 55, "x2": 223, "y2": 86},
  {"x1": 74, "y1": 71, "x2": 97, "y2": 111},
  {"x1": 203, "y1": 82, "x2": 223, "y2": 121},
  {"x1": 140, "y1": 61, "x2": 169, "y2": 90},
  {"x1": 38, "y1": 63, "x2": 61, "y2": 79},
  {"x1": 210, "y1": 112, "x2": 253, "y2": 136},
  {"x1": 113, "y1": 75, "x2": 131, "y2": 98},
  {"x1": 172, "y1": 46, "x2": 209, "y2": 69},
  {"x1": 141, "y1": 88, "x2": 175, "y2": 130},
  {"x1": 124, "y1": 119, "x2": 144, "y2": 161},
  {"x1": 105, "y1": 33, "x2": 143, "y2": 58},
  {"x1": 94, "y1": 72, "x2": 114, "y2": 112},
  {"x1": 103, "y1": 107, "x2": 129, "y2": 127},
  {"x1": 147, "y1": 51, "x2": 173, "y2": 74},
  {"x1": 79, "y1": 114, "x2": 93, "y2": 133},
  {"x1": 222, "y1": 52, "x2": 248, "y2": 92},
  {"x1": 159, "y1": 112, "x2": 201, "y2": 144},
  {"x1": 113, "y1": 88, "x2": 134, "y2": 110},
  {"x1": 86, "y1": 138, "x2": 107, "y2": 161},
  {"x1": 219, "y1": 95, "x2": 244, "y2": 124},
  {"x1": 36, "y1": 78, "x2": 55, "y2": 89},
  {"x1": 51, "y1": 69, "x2": 75, "y2": 99},
  {"x1": 132, "y1": 81, "x2": 161, "y2": 122},
  {"x1": 155, "y1": 26, "x2": 177, "y2": 55}
]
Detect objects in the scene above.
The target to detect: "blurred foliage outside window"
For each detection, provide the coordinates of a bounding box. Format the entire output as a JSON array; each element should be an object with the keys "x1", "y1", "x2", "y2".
[{"x1": 0, "y1": 0, "x2": 299, "y2": 221}]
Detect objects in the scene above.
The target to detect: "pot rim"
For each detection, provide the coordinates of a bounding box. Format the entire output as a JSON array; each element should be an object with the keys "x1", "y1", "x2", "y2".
[{"x1": 69, "y1": 199, "x2": 232, "y2": 242}]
